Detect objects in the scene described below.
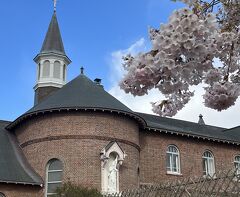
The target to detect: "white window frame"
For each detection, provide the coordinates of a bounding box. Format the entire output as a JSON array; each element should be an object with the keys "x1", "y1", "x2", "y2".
[
  {"x1": 45, "y1": 159, "x2": 63, "y2": 197},
  {"x1": 202, "y1": 150, "x2": 215, "y2": 177},
  {"x1": 166, "y1": 145, "x2": 181, "y2": 175},
  {"x1": 234, "y1": 155, "x2": 240, "y2": 175}
]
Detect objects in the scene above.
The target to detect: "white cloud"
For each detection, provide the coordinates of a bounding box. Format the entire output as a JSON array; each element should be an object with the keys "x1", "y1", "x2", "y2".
[
  {"x1": 109, "y1": 38, "x2": 146, "y2": 83},
  {"x1": 107, "y1": 39, "x2": 240, "y2": 129},
  {"x1": 109, "y1": 86, "x2": 162, "y2": 115},
  {"x1": 174, "y1": 85, "x2": 240, "y2": 128},
  {"x1": 108, "y1": 38, "x2": 162, "y2": 114}
]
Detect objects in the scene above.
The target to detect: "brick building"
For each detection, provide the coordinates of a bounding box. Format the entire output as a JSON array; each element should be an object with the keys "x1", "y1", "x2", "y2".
[{"x1": 0, "y1": 10, "x2": 240, "y2": 197}]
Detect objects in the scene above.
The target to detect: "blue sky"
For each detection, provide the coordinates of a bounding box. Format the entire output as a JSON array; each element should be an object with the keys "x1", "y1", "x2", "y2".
[{"x1": 0, "y1": 0, "x2": 239, "y2": 128}]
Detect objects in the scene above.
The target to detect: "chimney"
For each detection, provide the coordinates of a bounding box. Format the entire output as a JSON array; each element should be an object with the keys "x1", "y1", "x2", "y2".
[{"x1": 94, "y1": 78, "x2": 104, "y2": 88}]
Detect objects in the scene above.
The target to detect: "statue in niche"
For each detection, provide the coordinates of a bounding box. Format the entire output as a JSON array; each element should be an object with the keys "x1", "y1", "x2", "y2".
[
  {"x1": 107, "y1": 153, "x2": 118, "y2": 193},
  {"x1": 100, "y1": 142, "x2": 126, "y2": 194}
]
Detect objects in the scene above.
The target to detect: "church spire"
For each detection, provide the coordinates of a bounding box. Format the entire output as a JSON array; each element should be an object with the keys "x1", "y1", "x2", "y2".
[
  {"x1": 33, "y1": 8, "x2": 71, "y2": 105},
  {"x1": 40, "y1": 11, "x2": 65, "y2": 55}
]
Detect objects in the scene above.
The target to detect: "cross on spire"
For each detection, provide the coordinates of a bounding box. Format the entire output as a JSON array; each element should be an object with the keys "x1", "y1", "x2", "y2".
[
  {"x1": 53, "y1": 0, "x2": 57, "y2": 11},
  {"x1": 81, "y1": 67, "x2": 84, "y2": 75}
]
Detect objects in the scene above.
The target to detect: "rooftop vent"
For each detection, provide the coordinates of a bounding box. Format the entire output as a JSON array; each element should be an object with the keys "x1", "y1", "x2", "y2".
[
  {"x1": 94, "y1": 78, "x2": 101, "y2": 85},
  {"x1": 94, "y1": 78, "x2": 103, "y2": 88}
]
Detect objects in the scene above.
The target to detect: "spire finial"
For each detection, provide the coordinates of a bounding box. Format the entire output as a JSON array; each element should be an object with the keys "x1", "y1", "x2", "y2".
[
  {"x1": 81, "y1": 67, "x2": 84, "y2": 75},
  {"x1": 53, "y1": 0, "x2": 57, "y2": 12},
  {"x1": 198, "y1": 114, "x2": 205, "y2": 125}
]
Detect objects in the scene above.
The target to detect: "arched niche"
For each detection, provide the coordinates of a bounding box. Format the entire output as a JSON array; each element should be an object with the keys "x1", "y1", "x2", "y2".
[{"x1": 100, "y1": 142, "x2": 126, "y2": 194}]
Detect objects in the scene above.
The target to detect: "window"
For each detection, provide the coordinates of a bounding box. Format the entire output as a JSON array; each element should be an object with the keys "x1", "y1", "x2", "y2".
[
  {"x1": 42, "y1": 60, "x2": 50, "y2": 78},
  {"x1": 38, "y1": 63, "x2": 41, "y2": 80},
  {"x1": 166, "y1": 145, "x2": 181, "y2": 174},
  {"x1": 53, "y1": 61, "x2": 61, "y2": 79},
  {"x1": 202, "y1": 151, "x2": 215, "y2": 177},
  {"x1": 234, "y1": 156, "x2": 240, "y2": 174},
  {"x1": 46, "y1": 159, "x2": 63, "y2": 197},
  {"x1": 63, "y1": 64, "x2": 66, "y2": 81}
]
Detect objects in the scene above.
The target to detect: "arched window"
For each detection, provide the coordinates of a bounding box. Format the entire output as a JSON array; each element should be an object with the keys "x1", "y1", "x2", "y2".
[
  {"x1": 42, "y1": 60, "x2": 50, "y2": 78},
  {"x1": 46, "y1": 159, "x2": 63, "y2": 197},
  {"x1": 234, "y1": 155, "x2": 240, "y2": 174},
  {"x1": 166, "y1": 145, "x2": 181, "y2": 174},
  {"x1": 63, "y1": 64, "x2": 66, "y2": 81},
  {"x1": 38, "y1": 63, "x2": 41, "y2": 80},
  {"x1": 0, "y1": 193, "x2": 5, "y2": 197},
  {"x1": 53, "y1": 61, "x2": 61, "y2": 79},
  {"x1": 202, "y1": 151, "x2": 215, "y2": 176}
]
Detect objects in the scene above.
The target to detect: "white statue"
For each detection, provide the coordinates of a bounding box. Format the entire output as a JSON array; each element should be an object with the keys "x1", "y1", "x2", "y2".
[
  {"x1": 107, "y1": 155, "x2": 118, "y2": 193},
  {"x1": 100, "y1": 142, "x2": 125, "y2": 194}
]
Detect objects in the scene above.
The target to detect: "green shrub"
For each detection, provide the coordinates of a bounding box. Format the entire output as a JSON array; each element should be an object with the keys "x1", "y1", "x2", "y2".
[{"x1": 54, "y1": 182, "x2": 103, "y2": 197}]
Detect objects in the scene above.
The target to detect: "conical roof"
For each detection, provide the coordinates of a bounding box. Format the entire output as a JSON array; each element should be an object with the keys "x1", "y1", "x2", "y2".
[
  {"x1": 40, "y1": 11, "x2": 65, "y2": 55},
  {"x1": 27, "y1": 74, "x2": 132, "y2": 114},
  {"x1": 7, "y1": 74, "x2": 146, "y2": 129}
]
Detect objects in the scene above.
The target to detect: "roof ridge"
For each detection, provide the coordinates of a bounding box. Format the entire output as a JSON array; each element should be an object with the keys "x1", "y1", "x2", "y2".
[
  {"x1": 136, "y1": 112, "x2": 226, "y2": 129},
  {"x1": 222, "y1": 125, "x2": 240, "y2": 132},
  {"x1": 136, "y1": 112, "x2": 240, "y2": 144},
  {"x1": 0, "y1": 120, "x2": 11, "y2": 123}
]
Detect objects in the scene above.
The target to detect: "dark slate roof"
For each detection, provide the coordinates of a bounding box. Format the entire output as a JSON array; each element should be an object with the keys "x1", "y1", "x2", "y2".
[
  {"x1": 222, "y1": 126, "x2": 240, "y2": 140},
  {"x1": 137, "y1": 112, "x2": 240, "y2": 144},
  {"x1": 224, "y1": 126, "x2": 240, "y2": 133},
  {"x1": 5, "y1": 71, "x2": 240, "y2": 145},
  {"x1": 0, "y1": 120, "x2": 43, "y2": 185},
  {"x1": 40, "y1": 11, "x2": 65, "y2": 55},
  {"x1": 27, "y1": 74, "x2": 133, "y2": 113},
  {"x1": 7, "y1": 74, "x2": 145, "y2": 129}
]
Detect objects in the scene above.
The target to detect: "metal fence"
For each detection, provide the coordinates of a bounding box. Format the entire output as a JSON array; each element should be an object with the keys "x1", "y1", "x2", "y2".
[{"x1": 105, "y1": 169, "x2": 240, "y2": 197}]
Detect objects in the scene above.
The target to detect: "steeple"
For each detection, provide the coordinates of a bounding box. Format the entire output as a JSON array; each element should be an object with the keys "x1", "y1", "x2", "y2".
[
  {"x1": 33, "y1": 10, "x2": 71, "y2": 105},
  {"x1": 40, "y1": 12, "x2": 65, "y2": 55}
]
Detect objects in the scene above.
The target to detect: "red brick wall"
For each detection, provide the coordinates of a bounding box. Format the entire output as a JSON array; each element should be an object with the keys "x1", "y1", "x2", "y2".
[
  {"x1": 34, "y1": 86, "x2": 60, "y2": 105},
  {"x1": 16, "y1": 111, "x2": 139, "y2": 146},
  {"x1": 139, "y1": 131, "x2": 240, "y2": 185},
  {"x1": 0, "y1": 184, "x2": 42, "y2": 197},
  {"x1": 12, "y1": 110, "x2": 240, "y2": 196},
  {"x1": 14, "y1": 111, "x2": 140, "y2": 196}
]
